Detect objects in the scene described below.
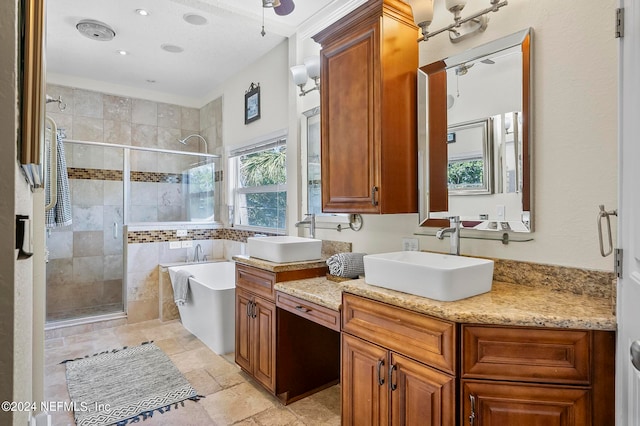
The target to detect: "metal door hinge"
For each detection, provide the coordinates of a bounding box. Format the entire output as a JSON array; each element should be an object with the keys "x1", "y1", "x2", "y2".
[
  {"x1": 615, "y1": 248, "x2": 623, "y2": 278},
  {"x1": 616, "y1": 8, "x2": 624, "y2": 38}
]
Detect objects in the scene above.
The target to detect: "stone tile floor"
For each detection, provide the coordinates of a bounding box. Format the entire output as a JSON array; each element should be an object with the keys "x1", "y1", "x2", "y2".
[{"x1": 45, "y1": 319, "x2": 341, "y2": 426}]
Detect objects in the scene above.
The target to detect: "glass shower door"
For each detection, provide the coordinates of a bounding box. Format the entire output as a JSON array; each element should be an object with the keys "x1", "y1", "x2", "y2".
[{"x1": 45, "y1": 141, "x2": 124, "y2": 322}]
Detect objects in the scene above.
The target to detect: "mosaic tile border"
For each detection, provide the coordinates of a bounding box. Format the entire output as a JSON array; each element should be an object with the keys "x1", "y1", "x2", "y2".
[
  {"x1": 67, "y1": 168, "x2": 123, "y2": 181},
  {"x1": 66, "y1": 168, "x2": 223, "y2": 184},
  {"x1": 127, "y1": 227, "x2": 278, "y2": 244}
]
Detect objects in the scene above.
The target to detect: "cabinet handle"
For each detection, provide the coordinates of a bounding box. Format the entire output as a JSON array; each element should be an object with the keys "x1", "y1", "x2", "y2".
[
  {"x1": 376, "y1": 359, "x2": 385, "y2": 386},
  {"x1": 389, "y1": 363, "x2": 397, "y2": 391},
  {"x1": 251, "y1": 301, "x2": 257, "y2": 318},
  {"x1": 469, "y1": 394, "x2": 476, "y2": 426},
  {"x1": 371, "y1": 186, "x2": 379, "y2": 206},
  {"x1": 295, "y1": 305, "x2": 311, "y2": 313}
]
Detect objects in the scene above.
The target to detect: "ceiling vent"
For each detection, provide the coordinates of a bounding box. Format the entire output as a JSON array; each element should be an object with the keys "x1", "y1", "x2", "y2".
[{"x1": 76, "y1": 19, "x2": 116, "y2": 41}]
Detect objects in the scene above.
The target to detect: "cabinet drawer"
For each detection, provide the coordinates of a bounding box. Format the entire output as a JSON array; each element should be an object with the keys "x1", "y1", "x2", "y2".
[
  {"x1": 236, "y1": 264, "x2": 276, "y2": 302},
  {"x1": 276, "y1": 292, "x2": 340, "y2": 332},
  {"x1": 342, "y1": 293, "x2": 457, "y2": 375},
  {"x1": 462, "y1": 325, "x2": 591, "y2": 384},
  {"x1": 462, "y1": 380, "x2": 591, "y2": 426}
]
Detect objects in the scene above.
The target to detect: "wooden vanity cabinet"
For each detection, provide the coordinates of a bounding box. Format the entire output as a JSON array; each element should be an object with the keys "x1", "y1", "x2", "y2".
[
  {"x1": 341, "y1": 295, "x2": 615, "y2": 425},
  {"x1": 234, "y1": 263, "x2": 329, "y2": 401},
  {"x1": 235, "y1": 283, "x2": 277, "y2": 392},
  {"x1": 312, "y1": 0, "x2": 418, "y2": 214},
  {"x1": 460, "y1": 325, "x2": 615, "y2": 425},
  {"x1": 341, "y1": 293, "x2": 457, "y2": 425}
]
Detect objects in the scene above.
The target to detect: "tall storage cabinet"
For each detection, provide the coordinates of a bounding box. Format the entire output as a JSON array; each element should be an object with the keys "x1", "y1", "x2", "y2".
[{"x1": 312, "y1": 0, "x2": 418, "y2": 214}]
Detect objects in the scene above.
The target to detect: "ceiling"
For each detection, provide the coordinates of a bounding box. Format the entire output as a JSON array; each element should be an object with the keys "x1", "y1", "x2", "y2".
[{"x1": 46, "y1": 0, "x2": 360, "y2": 102}]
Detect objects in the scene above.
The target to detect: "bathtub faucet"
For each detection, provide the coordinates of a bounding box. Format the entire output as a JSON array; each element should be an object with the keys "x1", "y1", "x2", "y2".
[{"x1": 193, "y1": 244, "x2": 204, "y2": 262}]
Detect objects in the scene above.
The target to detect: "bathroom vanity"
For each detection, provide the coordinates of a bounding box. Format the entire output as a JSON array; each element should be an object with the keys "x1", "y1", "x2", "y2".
[
  {"x1": 235, "y1": 254, "x2": 616, "y2": 424},
  {"x1": 233, "y1": 257, "x2": 340, "y2": 404},
  {"x1": 340, "y1": 291, "x2": 614, "y2": 425},
  {"x1": 280, "y1": 271, "x2": 614, "y2": 425}
]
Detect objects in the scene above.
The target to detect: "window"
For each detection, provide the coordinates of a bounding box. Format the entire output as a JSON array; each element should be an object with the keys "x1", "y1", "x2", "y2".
[{"x1": 229, "y1": 137, "x2": 286, "y2": 232}]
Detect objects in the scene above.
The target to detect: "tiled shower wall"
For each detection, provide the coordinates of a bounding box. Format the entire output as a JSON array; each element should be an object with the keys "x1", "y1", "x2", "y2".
[
  {"x1": 45, "y1": 83, "x2": 224, "y2": 322},
  {"x1": 46, "y1": 145, "x2": 125, "y2": 320}
]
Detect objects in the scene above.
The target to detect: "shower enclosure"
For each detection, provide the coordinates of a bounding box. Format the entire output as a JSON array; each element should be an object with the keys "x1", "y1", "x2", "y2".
[{"x1": 45, "y1": 136, "x2": 220, "y2": 324}]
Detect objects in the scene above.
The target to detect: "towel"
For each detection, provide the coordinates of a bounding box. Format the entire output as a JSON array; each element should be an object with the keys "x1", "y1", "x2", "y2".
[
  {"x1": 172, "y1": 269, "x2": 193, "y2": 306},
  {"x1": 45, "y1": 130, "x2": 72, "y2": 229},
  {"x1": 326, "y1": 252, "x2": 366, "y2": 278}
]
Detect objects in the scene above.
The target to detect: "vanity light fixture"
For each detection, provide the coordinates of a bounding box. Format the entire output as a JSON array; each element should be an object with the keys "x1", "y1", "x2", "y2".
[
  {"x1": 407, "y1": 0, "x2": 508, "y2": 43},
  {"x1": 290, "y1": 56, "x2": 320, "y2": 96}
]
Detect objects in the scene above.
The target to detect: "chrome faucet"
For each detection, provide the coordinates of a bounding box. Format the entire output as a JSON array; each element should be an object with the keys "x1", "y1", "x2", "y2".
[
  {"x1": 193, "y1": 244, "x2": 204, "y2": 262},
  {"x1": 436, "y1": 216, "x2": 461, "y2": 255},
  {"x1": 295, "y1": 213, "x2": 316, "y2": 238}
]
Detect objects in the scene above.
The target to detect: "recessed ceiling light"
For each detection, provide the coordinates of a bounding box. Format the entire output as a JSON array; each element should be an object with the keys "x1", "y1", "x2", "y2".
[
  {"x1": 136, "y1": 9, "x2": 150, "y2": 16},
  {"x1": 183, "y1": 13, "x2": 207, "y2": 25},
  {"x1": 117, "y1": 50, "x2": 128, "y2": 55},
  {"x1": 161, "y1": 44, "x2": 184, "y2": 53}
]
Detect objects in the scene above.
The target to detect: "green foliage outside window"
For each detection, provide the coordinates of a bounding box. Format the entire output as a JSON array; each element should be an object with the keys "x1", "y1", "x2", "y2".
[
  {"x1": 447, "y1": 159, "x2": 484, "y2": 189},
  {"x1": 238, "y1": 146, "x2": 286, "y2": 229}
]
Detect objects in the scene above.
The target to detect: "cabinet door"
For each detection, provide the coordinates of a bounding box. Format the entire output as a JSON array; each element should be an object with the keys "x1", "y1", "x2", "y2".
[
  {"x1": 390, "y1": 353, "x2": 455, "y2": 426},
  {"x1": 321, "y1": 21, "x2": 380, "y2": 213},
  {"x1": 462, "y1": 380, "x2": 591, "y2": 426},
  {"x1": 342, "y1": 333, "x2": 389, "y2": 425},
  {"x1": 235, "y1": 288, "x2": 252, "y2": 373},
  {"x1": 252, "y1": 297, "x2": 276, "y2": 393}
]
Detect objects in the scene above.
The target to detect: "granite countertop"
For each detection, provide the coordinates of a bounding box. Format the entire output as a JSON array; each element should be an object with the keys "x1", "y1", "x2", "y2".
[
  {"x1": 274, "y1": 277, "x2": 616, "y2": 331},
  {"x1": 232, "y1": 255, "x2": 328, "y2": 272},
  {"x1": 274, "y1": 277, "x2": 345, "y2": 311}
]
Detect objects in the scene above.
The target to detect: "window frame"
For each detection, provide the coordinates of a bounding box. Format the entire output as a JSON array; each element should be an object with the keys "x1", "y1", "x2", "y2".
[{"x1": 228, "y1": 136, "x2": 287, "y2": 234}]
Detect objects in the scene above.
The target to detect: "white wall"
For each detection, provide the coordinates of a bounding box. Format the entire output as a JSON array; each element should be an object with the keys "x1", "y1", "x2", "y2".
[
  {"x1": 204, "y1": 40, "x2": 300, "y2": 230},
  {"x1": 306, "y1": 0, "x2": 618, "y2": 271}
]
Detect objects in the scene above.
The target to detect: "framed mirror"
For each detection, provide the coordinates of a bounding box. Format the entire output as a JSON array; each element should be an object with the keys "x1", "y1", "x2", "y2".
[
  {"x1": 447, "y1": 118, "x2": 493, "y2": 195},
  {"x1": 418, "y1": 28, "x2": 532, "y2": 233}
]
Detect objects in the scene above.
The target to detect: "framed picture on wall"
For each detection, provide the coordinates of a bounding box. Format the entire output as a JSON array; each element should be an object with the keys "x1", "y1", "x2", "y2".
[{"x1": 244, "y1": 83, "x2": 260, "y2": 124}]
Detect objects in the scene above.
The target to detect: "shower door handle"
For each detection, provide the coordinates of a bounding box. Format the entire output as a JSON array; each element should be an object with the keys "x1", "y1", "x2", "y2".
[{"x1": 113, "y1": 222, "x2": 118, "y2": 239}]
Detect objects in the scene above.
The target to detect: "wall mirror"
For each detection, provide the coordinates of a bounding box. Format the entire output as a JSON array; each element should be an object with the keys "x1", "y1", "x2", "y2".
[
  {"x1": 418, "y1": 28, "x2": 532, "y2": 234},
  {"x1": 447, "y1": 117, "x2": 493, "y2": 195}
]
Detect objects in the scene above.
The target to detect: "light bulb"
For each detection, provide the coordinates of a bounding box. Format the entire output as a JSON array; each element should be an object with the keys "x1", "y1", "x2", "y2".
[
  {"x1": 445, "y1": 0, "x2": 467, "y2": 13},
  {"x1": 290, "y1": 65, "x2": 308, "y2": 86},
  {"x1": 407, "y1": 0, "x2": 433, "y2": 25}
]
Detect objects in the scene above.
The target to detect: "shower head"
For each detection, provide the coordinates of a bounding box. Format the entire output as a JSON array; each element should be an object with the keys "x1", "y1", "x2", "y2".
[{"x1": 178, "y1": 134, "x2": 208, "y2": 154}]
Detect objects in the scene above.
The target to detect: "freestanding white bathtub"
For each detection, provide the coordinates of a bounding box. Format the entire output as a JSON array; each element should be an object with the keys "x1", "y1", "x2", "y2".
[{"x1": 167, "y1": 261, "x2": 236, "y2": 355}]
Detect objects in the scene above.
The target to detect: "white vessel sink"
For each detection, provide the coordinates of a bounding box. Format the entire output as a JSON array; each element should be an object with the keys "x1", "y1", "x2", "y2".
[
  {"x1": 363, "y1": 251, "x2": 494, "y2": 301},
  {"x1": 247, "y1": 236, "x2": 322, "y2": 263}
]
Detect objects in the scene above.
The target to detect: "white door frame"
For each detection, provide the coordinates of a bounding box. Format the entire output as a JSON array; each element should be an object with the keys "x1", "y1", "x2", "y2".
[{"x1": 616, "y1": 0, "x2": 640, "y2": 424}]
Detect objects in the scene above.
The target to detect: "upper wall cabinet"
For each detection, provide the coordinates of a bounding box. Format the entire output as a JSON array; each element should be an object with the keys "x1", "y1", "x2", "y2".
[{"x1": 312, "y1": 0, "x2": 419, "y2": 214}]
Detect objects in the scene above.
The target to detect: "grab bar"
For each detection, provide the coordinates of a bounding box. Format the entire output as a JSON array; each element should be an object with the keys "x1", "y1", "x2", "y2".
[
  {"x1": 597, "y1": 204, "x2": 617, "y2": 257},
  {"x1": 44, "y1": 116, "x2": 58, "y2": 212}
]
